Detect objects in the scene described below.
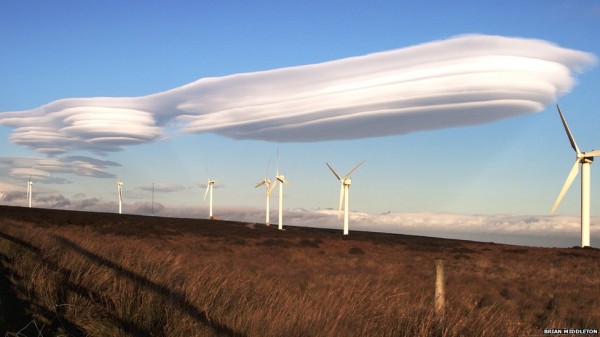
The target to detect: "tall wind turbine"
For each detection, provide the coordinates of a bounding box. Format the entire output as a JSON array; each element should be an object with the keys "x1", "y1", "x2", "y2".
[
  {"x1": 552, "y1": 105, "x2": 600, "y2": 247},
  {"x1": 275, "y1": 155, "x2": 289, "y2": 230},
  {"x1": 204, "y1": 176, "x2": 216, "y2": 219},
  {"x1": 117, "y1": 179, "x2": 124, "y2": 214},
  {"x1": 326, "y1": 161, "x2": 365, "y2": 235},
  {"x1": 27, "y1": 177, "x2": 32, "y2": 208},
  {"x1": 256, "y1": 158, "x2": 276, "y2": 226}
]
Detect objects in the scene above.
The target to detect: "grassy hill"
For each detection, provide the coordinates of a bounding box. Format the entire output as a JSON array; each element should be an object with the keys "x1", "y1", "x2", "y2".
[{"x1": 0, "y1": 205, "x2": 598, "y2": 336}]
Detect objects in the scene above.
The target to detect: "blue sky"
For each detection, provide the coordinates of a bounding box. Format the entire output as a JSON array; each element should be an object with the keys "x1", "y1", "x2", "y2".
[{"x1": 1, "y1": 1, "x2": 600, "y2": 246}]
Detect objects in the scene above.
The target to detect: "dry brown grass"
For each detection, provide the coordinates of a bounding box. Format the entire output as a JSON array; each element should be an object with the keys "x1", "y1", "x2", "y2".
[{"x1": 0, "y1": 205, "x2": 599, "y2": 336}]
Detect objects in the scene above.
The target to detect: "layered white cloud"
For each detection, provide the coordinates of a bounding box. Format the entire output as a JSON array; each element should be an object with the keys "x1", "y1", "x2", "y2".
[
  {"x1": 0, "y1": 34, "x2": 595, "y2": 154},
  {"x1": 0, "y1": 156, "x2": 120, "y2": 182},
  {"x1": 0, "y1": 100, "x2": 160, "y2": 155}
]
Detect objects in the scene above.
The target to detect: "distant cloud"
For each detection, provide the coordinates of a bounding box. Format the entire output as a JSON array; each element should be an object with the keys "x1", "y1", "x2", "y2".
[
  {"x1": 0, "y1": 34, "x2": 595, "y2": 154},
  {"x1": 0, "y1": 156, "x2": 119, "y2": 182},
  {"x1": 0, "y1": 191, "x2": 26, "y2": 202},
  {"x1": 35, "y1": 194, "x2": 71, "y2": 208},
  {"x1": 140, "y1": 183, "x2": 186, "y2": 193}
]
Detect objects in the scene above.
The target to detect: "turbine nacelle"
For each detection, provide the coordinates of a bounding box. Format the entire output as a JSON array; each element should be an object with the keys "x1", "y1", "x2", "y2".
[
  {"x1": 204, "y1": 179, "x2": 216, "y2": 200},
  {"x1": 578, "y1": 151, "x2": 600, "y2": 160},
  {"x1": 276, "y1": 174, "x2": 289, "y2": 185}
]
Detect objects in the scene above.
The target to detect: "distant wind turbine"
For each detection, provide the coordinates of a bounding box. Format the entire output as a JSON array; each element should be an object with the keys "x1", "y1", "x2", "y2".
[
  {"x1": 27, "y1": 177, "x2": 32, "y2": 208},
  {"x1": 275, "y1": 153, "x2": 289, "y2": 230},
  {"x1": 117, "y1": 179, "x2": 124, "y2": 214},
  {"x1": 256, "y1": 157, "x2": 277, "y2": 226},
  {"x1": 152, "y1": 182, "x2": 155, "y2": 216},
  {"x1": 551, "y1": 105, "x2": 600, "y2": 247},
  {"x1": 326, "y1": 161, "x2": 365, "y2": 235},
  {"x1": 204, "y1": 172, "x2": 216, "y2": 220}
]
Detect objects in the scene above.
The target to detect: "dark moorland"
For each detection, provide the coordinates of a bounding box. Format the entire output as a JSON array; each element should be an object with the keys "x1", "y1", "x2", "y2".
[{"x1": 0, "y1": 205, "x2": 599, "y2": 336}]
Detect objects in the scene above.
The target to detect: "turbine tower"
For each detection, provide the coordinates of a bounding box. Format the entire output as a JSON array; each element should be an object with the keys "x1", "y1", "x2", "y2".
[
  {"x1": 275, "y1": 156, "x2": 289, "y2": 230},
  {"x1": 204, "y1": 177, "x2": 216, "y2": 219},
  {"x1": 552, "y1": 105, "x2": 600, "y2": 247},
  {"x1": 117, "y1": 179, "x2": 124, "y2": 214},
  {"x1": 256, "y1": 159, "x2": 277, "y2": 226},
  {"x1": 151, "y1": 182, "x2": 155, "y2": 216},
  {"x1": 27, "y1": 177, "x2": 32, "y2": 208},
  {"x1": 326, "y1": 161, "x2": 365, "y2": 235}
]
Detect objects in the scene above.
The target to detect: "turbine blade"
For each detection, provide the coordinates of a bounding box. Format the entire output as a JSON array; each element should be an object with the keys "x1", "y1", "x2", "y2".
[
  {"x1": 255, "y1": 181, "x2": 266, "y2": 188},
  {"x1": 266, "y1": 156, "x2": 271, "y2": 178},
  {"x1": 281, "y1": 176, "x2": 290, "y2": 185},
  {"x1": 204, "y1": 185, "x2": 210, "y2": 200},
  {"x1": 557, "y1": 105, "x2": 581, "y2": 155},
  {"x1": 326, "y1": 162, "x2": 342, "y2": 180},
  {"x1": 266, "y1": 179, "x2": 276, "y2": 193},
  {"x1": 338, "y1": 184, "x2": 344, "y2": 219},
  {"x1": 584, "y1": 150, "x2": 600, "y2": 157},
  {"x1": 343, "y1": 160, "x2": 365, "y2": 179},
  {"x1": 552, "y1": 159, "x2": 580, "y2": 213}
]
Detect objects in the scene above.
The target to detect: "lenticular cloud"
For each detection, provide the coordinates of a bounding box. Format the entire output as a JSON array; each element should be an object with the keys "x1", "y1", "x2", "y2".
[{"x1": 0, "y1": 34, "x2": 595, "y2": 153}]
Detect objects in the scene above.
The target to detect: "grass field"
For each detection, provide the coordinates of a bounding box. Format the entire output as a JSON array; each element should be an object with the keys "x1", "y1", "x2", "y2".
[{"x1": 0, "y1": 205, "x2": 599, "y2": 336}]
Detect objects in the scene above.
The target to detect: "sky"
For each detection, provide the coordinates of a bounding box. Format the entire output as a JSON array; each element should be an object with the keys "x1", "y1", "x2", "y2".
[{"x1": 1, "y1": 1, "x2": 600, "y2": 247}]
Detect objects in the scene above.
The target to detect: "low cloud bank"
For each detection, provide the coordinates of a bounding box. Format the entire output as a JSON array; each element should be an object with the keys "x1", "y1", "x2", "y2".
[
  {"x1": 1, "y1": 194, "x2": 594, "y2": 247},
  {"x1": 0, "y1": 34, "x2": 594, "y2": 155}
]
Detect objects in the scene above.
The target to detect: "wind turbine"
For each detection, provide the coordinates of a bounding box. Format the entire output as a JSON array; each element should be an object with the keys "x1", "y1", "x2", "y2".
[
  {"x1": 326, "y1": 161, "x2": 365, "y2": 235},
  {"x1": 256, "y1": 158, "x2": 277, "y2": 226},
  {"x1": 151, "y1": 182, "x2": 155, "y2": 216},
  {"x1": 552, "y1": 105, "x2": 600, "y2": 247},
  {"x1": 275, "y1": 154, "x2": 289, "y2": 230},
  {"x1": 27, "y1": 177, "x2": 32, "y2": 208},
  {"x1": 117, "y1": 179, "x2": 124, "y2": 214},
  {"x1": 204, "y1": 174, "x2": 216, "y2": 220}
]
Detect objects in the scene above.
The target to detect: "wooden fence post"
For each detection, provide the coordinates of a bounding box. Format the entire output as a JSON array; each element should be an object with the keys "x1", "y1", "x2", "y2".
[{"x1": 435, "y1": 259, "x2": 445, "y2": 314}]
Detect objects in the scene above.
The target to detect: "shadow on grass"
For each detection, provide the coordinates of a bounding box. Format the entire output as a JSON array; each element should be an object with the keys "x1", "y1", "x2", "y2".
[
  {"x1": 0, "y1": 230, "x2": 246, "y2": 337},
  {"x1": 52, "y1": 235, "x2": 246, "y2": 337},
  {"x1": 0, "y1": 231, "x2": 85, "y2": 337},
  {"x1": 0, "y1": 252, "x2": 32, "y2": 335}
]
